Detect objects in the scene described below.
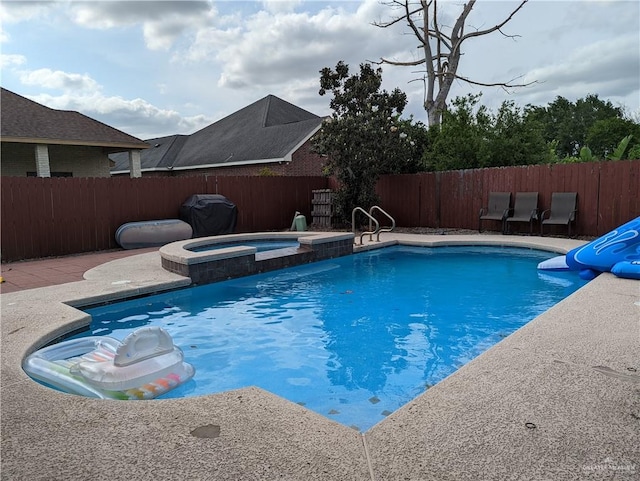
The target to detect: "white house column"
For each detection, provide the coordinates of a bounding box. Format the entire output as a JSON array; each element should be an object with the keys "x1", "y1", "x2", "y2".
[
  {"x1": 35, "y1": 144, "x2": 51, "y2": 177},
  {"x1": 129, "y1": 150, "x2": 142, "y2": 178}
]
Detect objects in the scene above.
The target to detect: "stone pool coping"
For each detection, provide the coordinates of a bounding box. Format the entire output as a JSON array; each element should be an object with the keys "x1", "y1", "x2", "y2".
[
  {"x1": 1, "y1": 233, "x2": 638, "y2": 480},
  {"x1": 159, "y1": 231, "x2": 354, "y2": 265},
  {"x1": 159, "y1": 231, "x2": 354, "y2": 284}
]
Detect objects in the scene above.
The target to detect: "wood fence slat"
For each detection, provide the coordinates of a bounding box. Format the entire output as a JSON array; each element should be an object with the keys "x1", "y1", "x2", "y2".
[
  {"x1": 597, "y1": 162, "x2": 617, "y2": 233},
  {"x1": 93, "y1": 178, "x2": 115, "y2": 250},
  {"x1": 0, "y1": 178, "x2": 17, "y2": 259},
  {"x1": 424, "y1": 173, "x2": 438, "y2": 226},
  {"x1": 40, "y1": 178, "x2": 57, "y2": 256},
  {"x1": 579, "y1": 162, "x2": 599, "y2": 235},
  {"x1": 629, "y1": 161, "x2": 640, "y2": 220},
  {"x1": 25, "y1": 179, "x2": 45, "y2": 259},
  {"x1": 1, "y1": 178, "x2": 30, "y2": 260}
]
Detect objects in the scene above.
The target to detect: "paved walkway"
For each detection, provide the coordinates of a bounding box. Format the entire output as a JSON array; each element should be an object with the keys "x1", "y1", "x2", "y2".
[{"x1": 0, "y1": 248, "x2": 159, "y2": 294}]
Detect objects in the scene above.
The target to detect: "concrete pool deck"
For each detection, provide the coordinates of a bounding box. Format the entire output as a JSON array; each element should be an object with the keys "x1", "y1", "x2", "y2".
[{"x1": 1, "y1": 233, "x2": 638, "y2": 480}]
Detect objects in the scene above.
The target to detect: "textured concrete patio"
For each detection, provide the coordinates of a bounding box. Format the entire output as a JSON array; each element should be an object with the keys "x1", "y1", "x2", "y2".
[
  {"x1": 0, "y1": 247, "x2": 159, "y2": 294},
  {"x1": 1, "y1": 233, "x2": 638, "y2": 480}
]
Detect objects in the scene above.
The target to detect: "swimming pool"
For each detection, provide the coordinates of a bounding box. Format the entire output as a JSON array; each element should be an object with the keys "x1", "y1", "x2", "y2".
[{"x1": 77, "y1": 245, "x2": 586, "y2": 430}]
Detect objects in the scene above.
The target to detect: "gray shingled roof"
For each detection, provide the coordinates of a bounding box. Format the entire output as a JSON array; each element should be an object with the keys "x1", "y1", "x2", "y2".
[
  {"x1": 1, "y1": 88, "x2": 149, "y2": 151},
  {"x1": 111, "y1": 135, "x2": 189, "y2": 171},
  {"x1": 110, "y1": 95, "x2": 322, "y2": 173}
]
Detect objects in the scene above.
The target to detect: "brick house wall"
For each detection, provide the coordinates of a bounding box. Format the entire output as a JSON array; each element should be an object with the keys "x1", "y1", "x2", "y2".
[
  {"x1": 1, "y1": 142, "x2": 112, "y2": 177},
  {"x1": 288, "y1": 139, "x2": 329, "y2": 176}
]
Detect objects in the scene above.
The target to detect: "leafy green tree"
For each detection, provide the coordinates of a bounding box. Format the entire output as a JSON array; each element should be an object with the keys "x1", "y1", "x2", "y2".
[
  {"x1": 422, "y1": 93, "x2": 487, "y2": 171},
  {"x1": 313, "y1": 61, "x2": 425, "y2": 222},
  {"x1": 380, "y1": 116, "x2": 429, "y2": 174},
  {"x1": 606, "y1": 135, "x2": 633, "y2": 161},
  {"x1": 627, "y1": 143, "x2": 640, "y2": 160},
  {"x1": 585, "y1": 117, "x2": 640, "y2": 159},
  {"x1": 423, "y1": 94, "x2": 547, "y2": 170},
  {"x1": 479, "y1": 101, "x2": 548, "y2": 167},
  {"x1": 526, "y1": 94, "x2": 624, "y2": 158}
]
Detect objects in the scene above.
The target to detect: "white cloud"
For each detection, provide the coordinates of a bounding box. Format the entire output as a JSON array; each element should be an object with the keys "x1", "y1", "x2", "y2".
[
  {"x1": 571, "y1": 0, "x2": 639, "y2": 33},
  {"x1": 521, "y1": 34, "x2": 640, "y2": 105},
  {"x1": 19, "y1": 68, "x2": 101, "y2": 92},
  {"x1": 180, "y1": 23, "x2": 242, "y2": 63},
  {"x1": 4, "y1": 57, "x2": 211, "y2": 138},
  {"x1": 0, "y1": 1, "x2": 54, "y2": 23},
  {"x1": 0, "y1": 53, "x2": 27, "y2": 69},
  {"x1": 69, "y1": 1, "x2": 216, "y2": 50},
  {"x1": 30, "y1": 91, "x2": 211, "y2": 138},
  {"x1": 261, "y1": 0, "x2": 302, "y2": 14},
  {"x1": 184, "y1": 0, "x2": 406, "y2": 94},
  {"x1": 0, "y1": 1, "x2": 56, "y2": 43}
]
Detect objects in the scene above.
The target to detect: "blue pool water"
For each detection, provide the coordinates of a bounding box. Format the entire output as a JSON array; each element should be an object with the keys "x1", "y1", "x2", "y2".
[
  {"x1": 82, "y1": 246, "x2": 588, "y2": 431},
  {"x1": 189, "y1": 240, "x2": 299, "y2": 252}
]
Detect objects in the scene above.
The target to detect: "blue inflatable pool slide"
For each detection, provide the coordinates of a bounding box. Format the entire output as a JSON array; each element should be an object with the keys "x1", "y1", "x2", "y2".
[{"x1": 538, "y1": 216, "x2": 640, "y2": 280}]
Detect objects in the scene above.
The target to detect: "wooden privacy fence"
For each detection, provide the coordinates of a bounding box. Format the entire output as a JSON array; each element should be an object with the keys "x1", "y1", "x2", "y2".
[
  {"x1": 1, "y1": 160, "x2": 638, "y2": 261},
  {"x1": 376, "y1": 160, "x2": 639, "y2": 237},
  {"x1": 1, "y1": 176, "x2": 328, "y2": 262}
]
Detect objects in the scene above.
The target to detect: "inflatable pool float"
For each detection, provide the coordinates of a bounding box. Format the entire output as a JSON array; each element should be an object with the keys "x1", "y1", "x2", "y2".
[
  {"x1": 564, "y1": 216, "x2": 640, "y2": 280},
  {"x1": 115, "y1": 219, "x2": 193, "y2": 249},
  {"x1": 23, "y1": 327, "x2": 195, "y2": 399},
  {"x1": 610, "y1": 261, "x2": 640, "y2": 280},
  {"x1": 537, "y1": 255, "x2": 569, "y2": 271}
]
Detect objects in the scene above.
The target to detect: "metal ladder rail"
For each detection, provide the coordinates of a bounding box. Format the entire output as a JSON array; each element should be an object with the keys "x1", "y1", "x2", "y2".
[
  {"x1": 369, "y1": 206, "x2": 396, "y2": 241},
  {"x1": 352, "y1": 207, "x2": 380, "y2": 245}
]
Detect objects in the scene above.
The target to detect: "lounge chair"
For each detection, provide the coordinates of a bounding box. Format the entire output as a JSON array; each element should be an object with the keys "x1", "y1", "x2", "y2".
[
  {"x1": 479, "y1": 192, "x2": 511, "y2": 234},
  {"x1": 505, "y1": 192, "x2": 539, "y2": 234},
  {"x1": 540, "y1": 192, "x2": 578, "y2": 237}
]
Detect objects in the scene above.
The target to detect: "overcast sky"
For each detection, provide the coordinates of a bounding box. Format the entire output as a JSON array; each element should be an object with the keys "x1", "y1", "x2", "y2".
[{"x1": 1, "y1": 0, "x2": 638, "y2": 139}]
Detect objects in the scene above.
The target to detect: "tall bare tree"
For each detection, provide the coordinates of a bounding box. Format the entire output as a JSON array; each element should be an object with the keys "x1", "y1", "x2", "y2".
[{"x1": 374, "y1": 0, "x2": 532, "y2": 127}]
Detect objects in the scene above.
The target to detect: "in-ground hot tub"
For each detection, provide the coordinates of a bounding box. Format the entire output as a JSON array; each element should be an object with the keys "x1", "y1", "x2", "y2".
[
  {"x1": 159, "y1": 232, "x2": 355, "y2": 285},
  {"x1": 188, "y1": 239, "x2": 300, "y2": 253}
]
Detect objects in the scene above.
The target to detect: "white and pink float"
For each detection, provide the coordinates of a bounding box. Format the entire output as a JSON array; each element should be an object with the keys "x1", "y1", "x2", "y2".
[{"x1": 23, "y1": 326, "x2": 195, "y2": 399}]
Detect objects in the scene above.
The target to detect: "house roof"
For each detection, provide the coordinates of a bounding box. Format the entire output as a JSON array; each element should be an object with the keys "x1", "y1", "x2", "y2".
[
  {"x1": 1, "y1": 88, "x2": 149, "y2": 152},
  {"x1": 124, "y1": 135, "x2": 190, "y2": 170},
  {"x1": 110, "y1": 94, "x2": 323, "y2": 173}
]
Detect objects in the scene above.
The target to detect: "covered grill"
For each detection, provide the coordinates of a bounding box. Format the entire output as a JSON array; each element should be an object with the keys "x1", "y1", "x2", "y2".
[{"x1": 179, "y1": 194, "x2": 237, "y2": 237}]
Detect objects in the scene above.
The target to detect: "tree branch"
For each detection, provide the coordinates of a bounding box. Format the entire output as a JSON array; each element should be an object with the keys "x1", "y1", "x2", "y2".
[
  {"x1": 371, "y1": 52, "x2": 448, "y2": 67},
  {"x1": 449, "y1": 72, "x2": 538, "y2": 89},
  {"x1": 458, "y1": 0, "x2": 528, "y2": 45},
  {"x1": 373, "y1": 58, "x2": 426, "y2": 67},
  {"x1": 373, "y1": 0, "x2": 532, "y2": 126},
  {"x1": 372, "y1": 0, "x2": 423, "y2": 29}
]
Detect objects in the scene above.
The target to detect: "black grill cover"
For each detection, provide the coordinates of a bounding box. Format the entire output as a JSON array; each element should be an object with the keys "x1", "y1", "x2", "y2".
[{"x1": 179, "y1": 194, "x2": 237, "y2": 237}]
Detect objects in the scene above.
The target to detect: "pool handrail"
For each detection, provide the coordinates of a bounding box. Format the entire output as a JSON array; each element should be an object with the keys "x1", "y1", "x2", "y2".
[
  {"x1": 352, "y1": 207, "x2": 379, "y2": 245},
  {"x1": 369, "y1": 206, "x2": 396, "y2": 241}
]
